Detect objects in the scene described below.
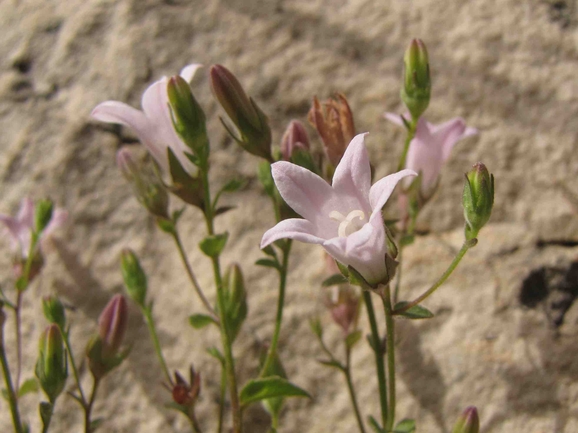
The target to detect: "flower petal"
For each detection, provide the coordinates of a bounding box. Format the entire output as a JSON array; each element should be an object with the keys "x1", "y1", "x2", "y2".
[
  {"x1": 180, "y1": 64, "x2": 203, "y2": 83},
  {"x1": 383, "y1": 112, "x2": 408, "y2": 127},
  {"x1": 271, "y1": 161, "x2": 339, "y2": 235},
  {"x1": 91, "y1": 101, "x2": 149, "y2": 134},
  {"x1": 369, "y1": 169, "x2": 417, "y2": 220},
  {"x1": 261, "y1": 218, "x2": 325, "y2": 248},
  {"x1": 42, "y1": 209, "x2": 68, "y2": 239},
  {"x1": 431, "y1": 117, "x2": 478, "y2": 161},
  {"x1": 18, "y1": 197, "x2": 35, "y2": 229},
  {"x1": 331, "y1": 133, "x2": 372, "y2": 213}
]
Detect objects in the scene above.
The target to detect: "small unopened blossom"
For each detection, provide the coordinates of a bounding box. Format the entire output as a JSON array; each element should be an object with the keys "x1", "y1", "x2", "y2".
[
  {"x1": 308, "y1": 94, "x2": 355, "y2": 167},
  {"x1": 452, "y1": 406, "x2": 480, "y2": 433},
  {"x1": 324, "y1": 285, "x2": 360, "y2": 334},
  {"x1": 280, "y1": 120, "x2": 310, "y2": 161},
  {"x1": 385, "y1": 113, "x2": 478, "y2": 197},
  {"x1": 168, "y1": 366, "x2": 201, "y2": 408},
  {"x1": 36, "y1": 324, "x2": 68, "y2": 403},
  {"x1": 401, "y1": 39, "x2": 431, "y2": 121},
  {"x1": 261, "y1": 133, "x2": 416, "y2": 286},
  {"x1": 92, "y1": 64, "x2": 202, "y2": 177}
]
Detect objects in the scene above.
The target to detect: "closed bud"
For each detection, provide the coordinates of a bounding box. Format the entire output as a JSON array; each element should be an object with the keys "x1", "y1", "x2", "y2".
[
  {"x1": 463, "y1": 162, "x2": 494, "y2": 241},
  {"x1": 120, "y1": 249, "x2": 147, "y2": 307},
  {"x1": 400, "y1": 39, "x2": 431, "y2": 121},
  {"x1": 117, "y1": 147, "x2": 170, "y2": 219},
  {"x1": 36, "y1": 324, "x2": 68, "y2": 402},
  {"x1": 280, "y1": 120, "x2": 310, "y2": 161},
  {"x1": 42, "y1": 296, "x2": 66, "y2": 330},
  {"x1": 451, "y1": 406, "x2": 480, "y2": 433},
  {"x1": 34, "y1": 199, "x2": 54, "y2": 234},
  {"x1": 210, "y1": 64, "x2": 273, "y2": 161},
  {"x1": 323, "y1": 285, "x2": 360, "y2": 335},
  {"x1": 223, "y1": 263, "x2": 248, "y2": 342},
  {"x1": 87, "y1": 295, "x2": 129, "y2": 379},
  {"x1": 170, "y1": 366, "x2": 201, "y2": 408},
  {"x1": 167, "y1": 76, "x2": 209, "y2": 165},
  {"x1": 307, "y1": 93, "x2": 355, "y2": 167}
]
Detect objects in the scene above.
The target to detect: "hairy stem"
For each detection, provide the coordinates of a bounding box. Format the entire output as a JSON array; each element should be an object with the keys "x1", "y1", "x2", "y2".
[
  {"x1": 381, "y1": 286, "x2": 396, "y2": 431},
  {"x1": 216, "y1": 366, "x2": 226, "y2": 433},
  {"x1": 344, "y1": 346, "x2": 366, "y2": 433}
]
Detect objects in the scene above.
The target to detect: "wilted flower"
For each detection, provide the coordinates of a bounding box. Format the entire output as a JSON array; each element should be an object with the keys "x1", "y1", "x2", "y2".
[
  {"x1": 308, "y1": 94, "x2": 355, "y2": 167},
  {"x1": 385, "y1": 113, "x2": 478, "y2": 197},
  {"x1": 168, "y1": 366, "x2": 201, "y2": 408},
  {"x1": 280, "y1": 120, "x2": 310, "y2": 161},
  {"x1": 261, "y1": 133, "x2": 416, "y2": 286},
  {"x1": 92, "y1": 64, "x2": 202, "y2": 177}
]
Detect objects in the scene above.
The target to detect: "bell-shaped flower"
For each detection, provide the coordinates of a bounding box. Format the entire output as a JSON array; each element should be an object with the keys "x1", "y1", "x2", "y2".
[
  {"x1": 384, "y1": 113, "x2": 478, "y2": 196},
  {"x1": 0, "y1": 198, "x2": 67, "y2": 259},
  {"x1": 91, "y1": 64, "x2": 202, "y2": 177},
  {"x1": 261, "y1": 133, "x2": 416, "y2": 286}
]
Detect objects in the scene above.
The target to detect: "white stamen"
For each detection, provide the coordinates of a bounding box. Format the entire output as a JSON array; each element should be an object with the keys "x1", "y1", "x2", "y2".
[{"x1": 329, "y1": 210, "x2": 366, "y2": 237}]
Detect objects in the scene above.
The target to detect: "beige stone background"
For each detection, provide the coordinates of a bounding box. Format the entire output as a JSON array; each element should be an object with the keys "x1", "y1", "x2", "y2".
[{"x1": 2, "y1": 0, "x2": 578, "y2": 431}]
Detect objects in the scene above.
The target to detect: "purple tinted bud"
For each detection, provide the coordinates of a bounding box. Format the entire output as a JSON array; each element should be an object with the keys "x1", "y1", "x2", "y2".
[
  {"x1": 280, "y1": 120, "x2": 310, "y2": 161},
  {"x1": 98, "y1": 294, "x2": 128, "y2": 356},
  {"x1": 451, "y1": 406, "x2": 480, "y2": 433}
]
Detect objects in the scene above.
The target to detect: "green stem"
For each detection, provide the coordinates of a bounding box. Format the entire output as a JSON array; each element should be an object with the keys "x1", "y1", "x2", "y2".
[
  {"x1": 41, "y1": 402, "x2": 54, "y2": 433},
  {"x1": 381, "y1": 286, "x2": 396, "y2": 432},
  {"x1": 362, "y1": 291, "x2": 388, "y2": 429},
  {"x1": 171, "y1": 230, "x2": 218, "y2": 322},
  {"x1": 396, "y1": 120, "x2": 417, "y2": 172},
  {"x1": 259, "y1": 240, "x2": 291, "y2": 378},
  {"x1": 344, "y1": 346, "x2": 366, "y2": 433},
  {"x1": 216, "y1": 366, "x2": 226, "y2": 433},
  {"x1": 14, "y1": 292, "x2": 23, "y2": 391},
  {"x1": 63, "y1": 330, "x2": 87, "y2": 406},
  {"x1": 0, "y1": 325, "x2": 24, "y2": 433},
  {"x1": 393, "y1": 212, "x2": 417, "y2": 304},
  {"x1": 142, "y1": 306, "x2": 172, "y2": 385},
  {"x1": 84, "y1": 377, "x2": 100, "y2": 433},
  {"x1": 393, "y1": 240, "x2": 473, "y2": 315},
  {"x1": 201, "y1": 169, "x2": 242, "y2": 433},
  {"x1": 189, "y1": 411, "x2": 202, "y2": 433}
]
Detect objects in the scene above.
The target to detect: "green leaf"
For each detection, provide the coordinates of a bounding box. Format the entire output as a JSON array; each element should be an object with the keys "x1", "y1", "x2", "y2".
[
  {"x1": 394, "y1": 418, "x2": 416, "y2": 433},
  {"x1": 261, "y1": 245, "x2": 277, "y2": 259},
  {"x1": 400, "y1": 234, "x2": 415, "y2": 247},
  {"x1": 345, "y1": 330, "x2": 362, "y2": 349},
  {"x1": 309, "y1": 317, "x2": 323, "y2": 339},
  {"x1": 240, "y1": 376, "x2": 310, "y2": 407},
  {"x1": 322, "y1": 273, "x2": 348, "y2": 287},
  {"x1": 1, "y1": 388, "x2": 8, "y2": 401},
  {"x1": 368, "y1": 415, "x2": 385, "y2": 433},
  {"x1": 90, "y1": 418, "x2": 105, "y2": 432},
  {"x1": 39, "y1": 401, "x2": 53, "y2": 431},
  {"x1": 394, "y1": 302, "x2": 434, "y2": 319},
  {"x1": 189, "y1": 314, "x2": 217, "y2": 329},
  {"x1": 18, "y1": 378, "x2": 38, "y2": 398},
  {"x1": 221, "y1": 179, "x2": 246, "y2": 193},
  {"x1": 207, "y1": 347, "x2": 225, "y2": 366},
  {"x1": 317, "y1": 359, "x2": 344, "y2": 371},
  {"x1": 214, "y1": 206, "x2": 236, "y2": 217},
  {"x1": 255, "y1": 258, "x2": 280, "y2": 270},
  {"x1": 199, "y1": 232, "x2": 229, "y2": 257}
]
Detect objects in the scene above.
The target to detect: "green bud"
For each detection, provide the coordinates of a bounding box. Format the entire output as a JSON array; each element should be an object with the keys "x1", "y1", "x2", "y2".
[
  {"x1": 451, "y1": 406, "x2": 480, "y2": 433},
  {"x1": 463, "y1": 162, "x2": 494, "y2": 241},
  {"x1": 210, "y1": 64, "x2": 273, "y2": 161},
  {"x1": 34, "y1": 199, "x2": 54, "y2": 234},
  {"x1": 400, "y1": 39, "x2": 431, "y2": 121},
  {"x1": 120, "y1": 249, "x2": 147, "y2": 307},
  {"x1": 222, "y1": 263, "x2": 248, "y2": 342},
  {"x1": 42, "y1": 296, "x2": 66, "y2": 330},
  {"x1": 167, "y1": 76, "x2": 210, "y2": 166},
  {"x1": 36, "y1": 324, "x2": 68, "y2": 402}
]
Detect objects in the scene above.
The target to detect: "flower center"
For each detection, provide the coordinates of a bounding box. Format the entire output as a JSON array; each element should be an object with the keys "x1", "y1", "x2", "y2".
[{"x1": 329, "y1": 210, "x2": 366, "y2": 237}]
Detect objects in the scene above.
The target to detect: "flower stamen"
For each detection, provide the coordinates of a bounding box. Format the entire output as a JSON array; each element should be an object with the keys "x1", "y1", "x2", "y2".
[{"x1": 329, "y1": 210, "x2": 366, "y2": 237}]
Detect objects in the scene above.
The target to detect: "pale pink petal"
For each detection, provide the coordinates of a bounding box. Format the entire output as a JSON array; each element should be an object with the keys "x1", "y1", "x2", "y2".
[
  {"x1": 383, "y1": 112, "x2": 407, "y2": 127},
  {"x1": 332, "y1": 133, "x2": 372, "y2": 213},
  {"x1": 180, "y1": 64, "x2": 203, "y2": 83},
  {"x1": 0, "y1": 214, "x2": 22, "y2": 251},
  {"x1": 18, "y1": 197, "x2": 35, "y2": 229},
  {"x1": 431, "y1": 117, "x2": 478, "y2": 161},
  {"x1": 368, "y1": 169, "x2": 417, "y2": 220},
  {"x1": 405, "y1": 119, "x2": 442, "y2": 192},
  {"x1": 91, "y1": 101, "x2": 149, "y2": 136},
  {"x1": 42, "y1": 209, "x2": 68, "y2": 239},
  {"x1": 261, "y1": 219, "x2": 325, "y2": 248},
  {"x1": 271, "y1": 162, "x2": 340, "y2": 235}
]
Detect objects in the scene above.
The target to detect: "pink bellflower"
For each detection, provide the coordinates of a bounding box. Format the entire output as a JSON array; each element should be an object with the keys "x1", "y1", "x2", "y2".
[
  {"x1": 91, "y1": 64, "x2": 202, "y2": 177},
  {"x1": 261, "y1": 133, "x2": 416, "y2": 285},
  {"x1": 0, "y1": 197, "x2": 67, "y2": 259},
  {"x1": 384, "y1": 113, "x2": 477, "y2": 196}
]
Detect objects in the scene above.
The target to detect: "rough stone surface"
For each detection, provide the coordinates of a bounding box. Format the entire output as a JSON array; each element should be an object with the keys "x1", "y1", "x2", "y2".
[{"x1": 2, "y1": 0, "x2": 578, "y2": 432}]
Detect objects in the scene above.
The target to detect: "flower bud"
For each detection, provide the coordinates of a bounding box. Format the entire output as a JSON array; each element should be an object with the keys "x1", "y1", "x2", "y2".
[
  {"x1": 463, "y1": 162, "x2": 494, "y2": 241},
  {"x1": 34, "y1": 199, "x2": 54, "y2": 234},
  {"x1": 280, "y1": 120, "x2": 310, "y2": 161},
  {"x1": 167, "y1": 76, "x2": 209, "y2": 165},
  {"x1": 117, "y1": 147, "x2": 170, "y2": 219},
  {"x1": 451, "y1": 406, "x2": 480, "y2": 433},
  {"x1": 36, "y1": 324, "x2": 68, "y2": 402},
  {"x1": 400, "y1": 39, "x2": 431, "y2": 121},
  {"x1": 307, "y1": 94, "x2": 355, "y2": 167},
  {"x1": 210, "y1": 64, "x2": 272, "y2": 161},
  {"x1": 120, "y1": 249, "x2": 147, "y2": 307},
  {"x1": 170, "y1": 366, "x2": 201, "y2": 408},
  {"x1": 42, "y1": 296, "x2": 66, "y2": 331},
  {"x1": 223, "y1": 263, "x2": 248, "y2": 342},
  {"x1": 87, "y1": 295, "x2": 129, "y2": 379},
  {"x1": 323, "y1": 285, "x2": 360, "y2": 335}
]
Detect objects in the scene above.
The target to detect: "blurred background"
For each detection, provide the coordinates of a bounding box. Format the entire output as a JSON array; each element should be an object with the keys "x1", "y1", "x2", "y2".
[{"x1": 1, "y1": 0, "x2": 578, "y2": 431}]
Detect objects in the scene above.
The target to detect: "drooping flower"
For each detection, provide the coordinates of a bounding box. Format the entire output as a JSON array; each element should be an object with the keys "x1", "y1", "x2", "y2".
[
  {"x1": 91, "y1": 64, "x2": 202, "y2": 176},
  {"x1": 384, "y1": 113, "x2": 478, "y2": 196},
  {"x1": 0, "y1": 198, "x2": 67, "y2": 259},
  {"x1": 261, "y1": 133, "x2": 416, "y2": 286}
]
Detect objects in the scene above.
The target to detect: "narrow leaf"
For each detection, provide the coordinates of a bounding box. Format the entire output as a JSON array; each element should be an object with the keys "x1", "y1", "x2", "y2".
[
  {"x1": 368, "y1": 415, "x2": 385, "y2": 433},
  {"x1": 317, "y1": 359, "x2": 344, "y2": 371},
  {"x1": 221, "y1": 179, "x2": 246, "y2": 193},
  {"x1": 18, "y1": 378, "x2": 38, "y2": 398},
  {"x1": 322, "y1": 273, "x2": 348, "y2": 287},
  {"x1": 394, "y1": 302, "x2": 434, "y2": 319},
  {"x1": 261, "y1": 245, "x2": 277, "y2": 259},
  {"x1": 207, "y1": 347, "x2": 225, "y2": 365},
  {"x1": 394, "y1": 418, "x2": 416, "y2": 433},
  {"x1": 214, "y1": 206, "x2": 236, "y2": 217},
  {"x1": 255, "y1": 258, "x2": 280, "y2": 270},
  {"x1": 345, "y1": 330, "x2": 362, "y2": 349},
  {"x1": 90, "y1": 418, "x2": 105, "y2": 432},
  {"x1": 188, "y1": 314, "x2": 217, "y2": 329},
  {"x1": 199, "y1": 232, "x2": 229, "y2": 257},
  {"x1": 240, "y1": 376, "x2": 310, "y2": 406}
]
